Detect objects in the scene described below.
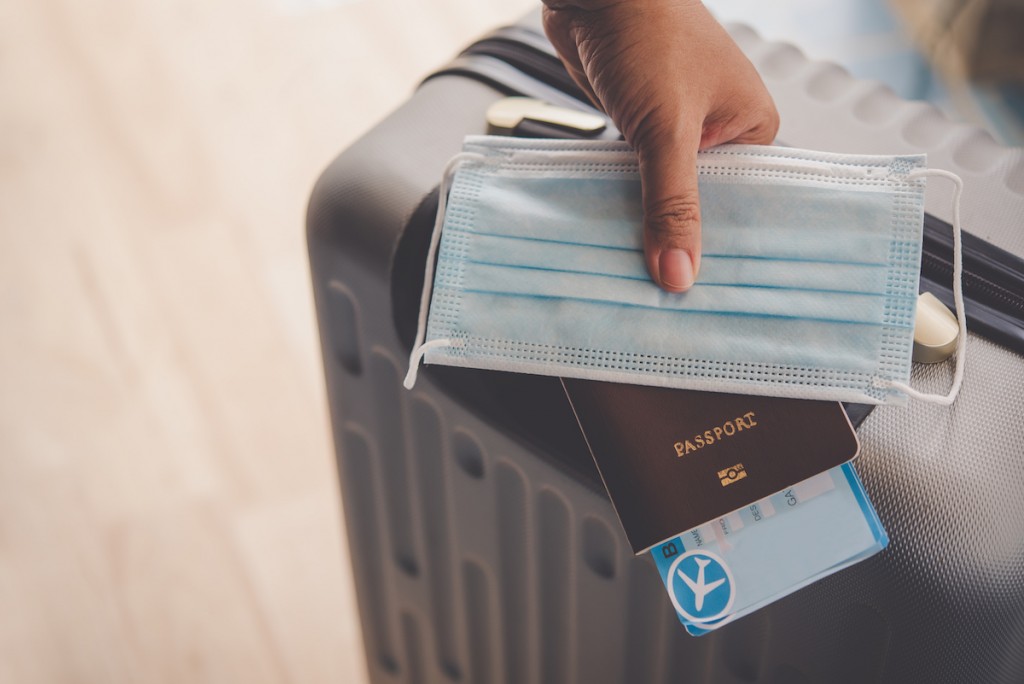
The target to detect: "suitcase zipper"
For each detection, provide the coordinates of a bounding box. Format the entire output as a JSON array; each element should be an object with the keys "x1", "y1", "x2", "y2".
[
  {"x1": 460, "y1": 27, "x2": 587, "y2": 102},
  {"x1": 423, "y1": 27, "x2": 1024, "y2": 357},
  {"x1": 920, "y1": 213, "x2": 1024, "y2": 354}
]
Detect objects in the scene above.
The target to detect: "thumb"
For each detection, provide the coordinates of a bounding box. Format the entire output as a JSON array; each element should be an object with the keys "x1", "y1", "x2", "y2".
[{"x1": 637, "y1": 127, "x2": 703, "y2": 292}]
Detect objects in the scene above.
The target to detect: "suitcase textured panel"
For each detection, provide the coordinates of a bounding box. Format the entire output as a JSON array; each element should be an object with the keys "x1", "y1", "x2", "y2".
[{"x1": 309, "y1": 12, "x2": 1024, "y2": 684}]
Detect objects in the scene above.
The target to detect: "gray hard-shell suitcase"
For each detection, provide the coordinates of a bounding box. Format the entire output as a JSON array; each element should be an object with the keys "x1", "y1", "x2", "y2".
[{"x1": 307, "y1": 12, "x2": 1024, "y2": 684}]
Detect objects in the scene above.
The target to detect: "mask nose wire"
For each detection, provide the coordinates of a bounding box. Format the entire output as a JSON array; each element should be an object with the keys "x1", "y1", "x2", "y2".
[
  {"x1": 882, "y1": 168, "x2": 966, "y2": 405},
  {"x1": 403, "y1": 152, "x2": 486, "y2": 390}
]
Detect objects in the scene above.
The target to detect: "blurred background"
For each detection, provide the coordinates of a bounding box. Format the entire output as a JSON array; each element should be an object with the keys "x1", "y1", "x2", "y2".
[{"x1": 1, "y1": 1, "x2": 1020, "y2": 683}]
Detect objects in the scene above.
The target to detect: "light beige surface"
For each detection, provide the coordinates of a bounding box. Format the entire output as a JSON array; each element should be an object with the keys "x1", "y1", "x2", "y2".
[{"x1": 0, "y1": 1, "x2": 536, "y2": 682}]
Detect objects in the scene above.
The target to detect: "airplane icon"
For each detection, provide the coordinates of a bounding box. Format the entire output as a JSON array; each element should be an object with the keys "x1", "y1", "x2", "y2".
[{"x1": 678, "y1": 557, "x2": 727, "y2": 611}]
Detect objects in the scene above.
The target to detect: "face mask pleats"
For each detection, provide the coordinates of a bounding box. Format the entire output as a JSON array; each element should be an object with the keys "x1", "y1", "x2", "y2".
[{"x1": 407, "y1": 138, "x2": 964, "y2": 406}]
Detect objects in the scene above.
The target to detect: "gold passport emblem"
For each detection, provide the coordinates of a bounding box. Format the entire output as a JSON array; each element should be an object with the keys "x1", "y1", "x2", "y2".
[{"x1": 718, "y1": 464, "x2": 747, "y2": 487}]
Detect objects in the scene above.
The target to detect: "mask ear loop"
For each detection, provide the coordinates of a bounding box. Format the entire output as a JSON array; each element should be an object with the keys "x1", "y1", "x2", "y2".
[
  {"x1": 881, "y1": 168, "x2": 966, "y2": 406},
  {"x1": 403, "y1": 153, "x2": 485, "y2": 390}
]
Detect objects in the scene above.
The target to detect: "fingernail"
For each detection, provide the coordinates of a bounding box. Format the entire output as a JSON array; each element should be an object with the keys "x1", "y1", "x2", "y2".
[{"x1": 659, "y1": 249, "x2": 694, "y2": 291}]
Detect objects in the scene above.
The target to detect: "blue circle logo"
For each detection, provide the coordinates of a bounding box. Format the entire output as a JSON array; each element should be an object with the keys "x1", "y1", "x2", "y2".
[{"x1": 667, "y1": 549, "x2": 736, "y2": 623}]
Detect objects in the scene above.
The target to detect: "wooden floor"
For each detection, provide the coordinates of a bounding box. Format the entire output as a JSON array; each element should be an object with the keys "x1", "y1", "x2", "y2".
[{"x1": 0, "y1": 1, "x2": 535, "y2": 682}]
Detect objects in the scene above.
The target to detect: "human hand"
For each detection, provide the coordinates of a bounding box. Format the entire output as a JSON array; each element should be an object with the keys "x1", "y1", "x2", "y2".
[{"x1": 542, "y1": 0, "x2": 780, "y2": 291}]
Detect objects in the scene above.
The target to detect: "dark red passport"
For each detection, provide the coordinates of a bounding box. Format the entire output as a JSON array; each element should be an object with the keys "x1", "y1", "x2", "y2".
[{"x1": 561, "y1": 379, "x2": 859, "y2": 554}]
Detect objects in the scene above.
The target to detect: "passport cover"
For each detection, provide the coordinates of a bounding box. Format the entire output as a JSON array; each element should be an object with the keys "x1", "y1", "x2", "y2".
[{"x1": 561, "y1": 379, "x2": 860, "y2": 554}]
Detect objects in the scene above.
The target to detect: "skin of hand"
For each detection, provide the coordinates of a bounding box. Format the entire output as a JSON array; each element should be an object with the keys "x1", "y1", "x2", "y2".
[{"x1": 542, "y1": 0, "x2": 780, "y2": 292}]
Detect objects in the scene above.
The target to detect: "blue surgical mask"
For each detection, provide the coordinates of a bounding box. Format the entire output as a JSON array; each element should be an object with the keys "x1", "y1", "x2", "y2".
[{"x1": 404, "y1": 137, "x2": 966, "y2": 406}]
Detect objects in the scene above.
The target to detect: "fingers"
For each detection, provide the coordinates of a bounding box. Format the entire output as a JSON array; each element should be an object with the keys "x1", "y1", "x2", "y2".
[
  {"x1": 701, "y1": 105, "x2": 780, "y2": 149},
  {"x1": 638, "y1": 101, "x2": 779, "y2": 293},
  {"x1": 542, "y1": 7, "x2": 604, "y2": 109},
  {"x1": 637, "y1": 124, "x2": 703, "y2": 293},
  {"x1": 542, "y1": 0, "x2": 782, "y2": 296}
]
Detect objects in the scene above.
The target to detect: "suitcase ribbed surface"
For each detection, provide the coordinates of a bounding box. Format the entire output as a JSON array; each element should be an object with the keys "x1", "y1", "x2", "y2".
[{"x1": 308, "y1": 15, "x2": 1024, "y2": 683}]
